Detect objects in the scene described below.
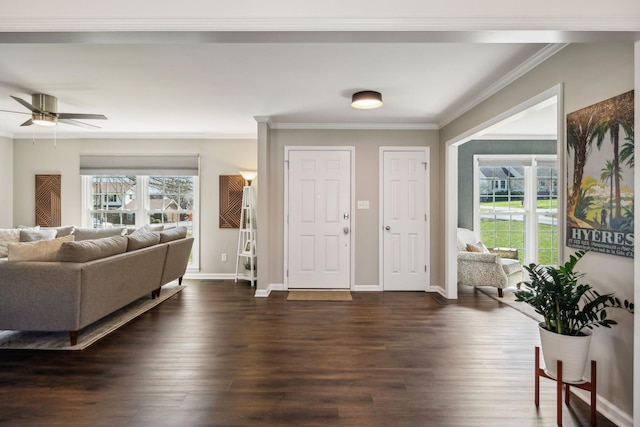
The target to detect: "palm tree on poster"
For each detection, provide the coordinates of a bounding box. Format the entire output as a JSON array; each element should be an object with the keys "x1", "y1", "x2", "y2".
[
  {"x1": 600, "y1": 159, "x2": 620, "y2": 224},
  {"x1": 592, "y1": 90, "x2": 634, "y2": 222},
  {"x1": 619, "y1": 128, "x2": 634, "y2": 169},
  {"x1": 566, "y1": 105, "x2": 602, "y2": 228}
]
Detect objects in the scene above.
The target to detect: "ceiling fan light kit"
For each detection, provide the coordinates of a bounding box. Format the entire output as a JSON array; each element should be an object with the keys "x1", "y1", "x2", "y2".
[
  {"x1": 32, "y1": 112, "x2": 57, "y2": 127},
  {"x1": 351, "y1": 90, "x2": 383, "y2": 109}
]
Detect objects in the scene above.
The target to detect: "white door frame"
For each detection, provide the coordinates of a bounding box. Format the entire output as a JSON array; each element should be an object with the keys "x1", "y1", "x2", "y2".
[
  {"x1": 378, "y1": 146, "x2": 431, "y2": 291},
  {"x1": 283, "y1": 146, "x2": 356, "y2": 290}
]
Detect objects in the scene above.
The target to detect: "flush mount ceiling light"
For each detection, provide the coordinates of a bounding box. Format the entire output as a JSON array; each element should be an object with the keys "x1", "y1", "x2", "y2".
[{"x1": 351, "y1": 91, "x2": 383, "y2": 109}]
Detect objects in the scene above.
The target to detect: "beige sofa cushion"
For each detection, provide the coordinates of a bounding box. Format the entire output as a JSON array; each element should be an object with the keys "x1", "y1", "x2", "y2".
[
  {"x1": 127, "y1": 232, "x2": 160, "y2": 252},
  {"x1": 57, "y1": 235, "x2": 128, "y2": 263},
  {"x1": 0, "y1": 228, "x2": 20, "y2": 258},
  {"x1": 159, "y1": 226, "x2": 187, "y2": 243},
  {"x1": 8, "y1": 235, "x2": 75, "y2": 262},
  {"x1": 74, "y1": 227, "x2": 126, "y2": 241}
]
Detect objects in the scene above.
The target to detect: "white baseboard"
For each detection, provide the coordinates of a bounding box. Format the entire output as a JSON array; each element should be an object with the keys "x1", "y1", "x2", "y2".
[
  {"x1": 254, "y1": 283, "x2": 285, "y2": 297},
  {"x1": 353, "y1": 284, "x2": 382, "y2": 292},
  {"x1": 571, "y1": 388, "x2": 632, "y2": 427},
  {"x1": 184, "y1": 273, "x2": 235, "y2": 281},
  {"x1": 430, "y1": 285, "x2": 447, "y2": 296}
]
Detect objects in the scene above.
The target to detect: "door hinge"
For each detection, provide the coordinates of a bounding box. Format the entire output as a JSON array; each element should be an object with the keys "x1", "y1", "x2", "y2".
[
  {"x1": 425, "y1": 214, "x2": 427, "y2": 221},
  {"x1": 422, "y1": 162, "x2": 427, "y2": 170},
  {"x1": 286, "y1": 269, "x2": 289, "y2": 277},
  {"x1": 425, "y1": 265, "x2": 427, "y2": 272}
]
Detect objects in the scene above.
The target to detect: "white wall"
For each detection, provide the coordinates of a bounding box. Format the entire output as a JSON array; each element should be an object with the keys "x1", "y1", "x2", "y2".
[
  {"x1": 442, "y1": 43, "x2": 635, "y2": 425},
  {"x1": 12, "y1": 137, "x2": 256, "y2": 275},
  {"x1": 0, "y1": 136, "x2": 13, "y2": 228},
  {"x1": 263, "y1": 129, "x2": 441, "y2": 290}
]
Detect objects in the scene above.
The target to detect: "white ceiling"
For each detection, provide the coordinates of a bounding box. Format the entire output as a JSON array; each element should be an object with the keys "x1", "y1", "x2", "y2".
[{"x1": 0, "y1": 1, "x2": 637, "y2": 139}]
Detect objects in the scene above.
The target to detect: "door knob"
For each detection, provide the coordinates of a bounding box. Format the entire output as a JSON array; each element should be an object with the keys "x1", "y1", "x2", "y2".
[
  {"x1": 385, "y1": 226, "x2": 391, "y2": 231},
  {"x1": 343, "y1": 227, "x2": 350, "y2": 235}
]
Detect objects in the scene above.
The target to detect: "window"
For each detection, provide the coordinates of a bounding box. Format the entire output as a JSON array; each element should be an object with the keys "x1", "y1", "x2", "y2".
[
  {"x1": 146, "y1": 176, "x2": 195, "y2": 229},
  {"x1": 475, "y1": 155, "x2": 557, "y2": 266},
  {"x1": 90, "y1": 176, "x2": 137, "y2": 227},
  {"x1": 80, "y1": 154, "x2": 200, "y2": 269},
  {"x1": 83, "y1": 175, "x2": 199, "y2": 269}
]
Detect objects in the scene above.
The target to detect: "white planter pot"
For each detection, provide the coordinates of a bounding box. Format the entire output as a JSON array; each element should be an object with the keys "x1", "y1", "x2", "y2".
[{"x1": 538, "y1": 322, "x2": 592, "y2": 383}]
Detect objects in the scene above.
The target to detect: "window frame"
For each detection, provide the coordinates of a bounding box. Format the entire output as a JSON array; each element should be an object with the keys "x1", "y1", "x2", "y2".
[
  {"x1": 82, "y1": 175, "x2": 199, "y2": 270},
  {"x1": 473, "y1": 154, "x2": 558, "y2": 265}
]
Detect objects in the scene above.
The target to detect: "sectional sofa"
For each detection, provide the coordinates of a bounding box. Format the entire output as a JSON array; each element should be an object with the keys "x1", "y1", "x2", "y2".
[{"x1": 0, "y1": 226, "x2": 193, "y2": 345}]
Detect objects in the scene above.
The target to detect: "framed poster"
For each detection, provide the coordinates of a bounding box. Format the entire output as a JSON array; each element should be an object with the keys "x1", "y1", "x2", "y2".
[{"x1": 566, "y1": 90, "x2": 634, "y2": 258}]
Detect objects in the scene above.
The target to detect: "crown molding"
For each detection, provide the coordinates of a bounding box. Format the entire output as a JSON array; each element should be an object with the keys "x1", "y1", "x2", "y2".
[
  {"x1": 271, "y1": 122, "x2": 438, "y2": 131},
  {"x1": 438, "y1": 43, "x2": 568, "y2": 128},
  {"x1": 473, "y1": 133, "x2": 557, "y2": 141},
  {"x1": 253, "y1": 116, "x2": 272, "y2": 124},
  {"x1": 0, "y1": 17, "x2": 639, "y2": 33},
  {"x1": 10, "y1": 131, "x2": 257, "y2": 140}
]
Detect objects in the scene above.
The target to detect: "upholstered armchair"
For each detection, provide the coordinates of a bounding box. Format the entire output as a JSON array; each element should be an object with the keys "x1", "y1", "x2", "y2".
[{"x1": 456, "y1": 228, "x2": 525, "y2": 297}]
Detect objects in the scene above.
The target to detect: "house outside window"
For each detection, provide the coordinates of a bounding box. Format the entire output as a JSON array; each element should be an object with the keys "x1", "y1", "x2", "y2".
[
  {"x1": 475, "y1": 155, "x2": 558, "y2": 266},
  {"x1": 83, "y1": 175, "x2": 198, "y2": 269},
  {"x1": 91, "y1": 176, "x2": 137, "y2": 227}
]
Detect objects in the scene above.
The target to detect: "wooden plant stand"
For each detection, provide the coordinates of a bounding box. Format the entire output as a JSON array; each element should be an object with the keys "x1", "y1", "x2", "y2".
[{"x1": 534, "y1": 346, "x2": 597, "y2": 426}]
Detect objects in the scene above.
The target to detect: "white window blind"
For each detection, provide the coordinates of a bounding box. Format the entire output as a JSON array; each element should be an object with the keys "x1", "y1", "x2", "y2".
[{"x1": 80, "y1": 154, "x2": 199, "y2": 176}]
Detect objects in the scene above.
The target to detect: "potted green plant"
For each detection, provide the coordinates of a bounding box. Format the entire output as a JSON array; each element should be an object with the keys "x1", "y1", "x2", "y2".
[{"x1": 514, "y1": 250, "x2": 633, "y2": 382}]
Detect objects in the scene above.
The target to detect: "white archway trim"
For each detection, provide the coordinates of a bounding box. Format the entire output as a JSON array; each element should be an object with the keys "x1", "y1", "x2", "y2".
[{"x1": 444, "y1": 84, "x2": 564, "y2": 300}]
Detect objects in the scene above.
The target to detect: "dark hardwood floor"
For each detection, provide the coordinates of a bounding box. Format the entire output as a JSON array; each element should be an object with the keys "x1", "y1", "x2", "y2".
[{"x1": 0, "y1": 280, "x2": 615, "y2": 427}]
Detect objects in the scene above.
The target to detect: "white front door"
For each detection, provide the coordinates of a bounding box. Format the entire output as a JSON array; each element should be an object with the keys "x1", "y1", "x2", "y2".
[
  {"x1": 287, "y1": 149, "x2": 352, "y2": 289},
  {"x1": 381, "y1": 149, "x2": 429, "y2": 291}
]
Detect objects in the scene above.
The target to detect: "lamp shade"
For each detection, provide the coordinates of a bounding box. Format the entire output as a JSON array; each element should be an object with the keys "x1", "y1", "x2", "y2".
[
  {"x1": 239, "y1": 170, "x2": 258, "y2": 185},
  {"x1": 351, "y1": 91, "x2": 383, "y2": 109}
]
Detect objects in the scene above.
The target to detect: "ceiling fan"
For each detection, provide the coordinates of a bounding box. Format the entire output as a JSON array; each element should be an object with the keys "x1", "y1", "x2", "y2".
[{"x1": 0, "y1": 93, "x2": 107, "y2": 129}]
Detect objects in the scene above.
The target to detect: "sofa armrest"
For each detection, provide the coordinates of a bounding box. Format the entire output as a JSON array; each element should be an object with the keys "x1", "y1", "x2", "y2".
[
  {"x1": 0, "y1": 262, "x2": 83, "y2": 331},
  {"x1": 457, "y1": 251, "x2": 500, "y2": 264},
  {"x1": 160, "y1": 237, "x2": 194, "y2": 285}
]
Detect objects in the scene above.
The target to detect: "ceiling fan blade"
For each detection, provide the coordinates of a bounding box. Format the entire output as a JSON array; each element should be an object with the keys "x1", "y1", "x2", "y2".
[
  {"x1": 0, "y1": 109, "x2": 31, "y2": 115},
  {"x1": 57, "y1": 113, "x2": 107, "y2": 120},
  {"x1": 58, "y1": 118, "x2": 101, "y2": 129},
  {"x1": 20, "y1": 119, "x2": 33, "y2": 126},
  {"x1": 11, "y1": 95, "x2": 42, "y2": 113}
]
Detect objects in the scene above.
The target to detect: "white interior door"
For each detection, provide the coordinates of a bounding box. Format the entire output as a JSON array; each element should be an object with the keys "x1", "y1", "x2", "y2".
[
  {"x1": 287, "y1": 149, "x2": 352, "y2": 289},
  {"x1": 381, "y1": 149, "x2": 429, "y2": 291}
]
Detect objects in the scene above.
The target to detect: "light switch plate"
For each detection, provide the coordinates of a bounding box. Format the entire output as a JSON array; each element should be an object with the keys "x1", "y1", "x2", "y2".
[{"x1": 357, "y1": 200, "x2": 370, "y2": 209}]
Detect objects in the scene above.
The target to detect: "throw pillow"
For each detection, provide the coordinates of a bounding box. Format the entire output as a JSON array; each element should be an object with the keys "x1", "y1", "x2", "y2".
[
  {"x1": 17, "y1": 225, "x2": 40, "y2": 230},
  {"x1": 0, "y1": 228, "x2": 20, "y2": 258},
  {"x1": 477, "y1": 241, "x2": 490, "y2": 254},
  {"x1": 19, "y1": 229, "x2": 57, "y2": 242},
  {"x1": 127, "y1": 231, "x2": 161, "y2": 251},
  {"x1": 8, "y1": 235, "x2": 75, "y2": 262},
  {"x1": 56, "y1": 235, "x2": 128, "y2": 263},
  {"x1": 73, "y1": 227, "x2": 126, "y2": 241},
  {"x1": 159, "y1": 226, "x2": 188, "y2": 243},
  {"x1": 41, "y1": 225, "x2": 75, "y2": 237},
  {"x1": 130, "y1": 224, "x2": 165, "y2": 235},
  {"x1": 466, "y1": 243, "x2": 483, "y2": 253}
]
